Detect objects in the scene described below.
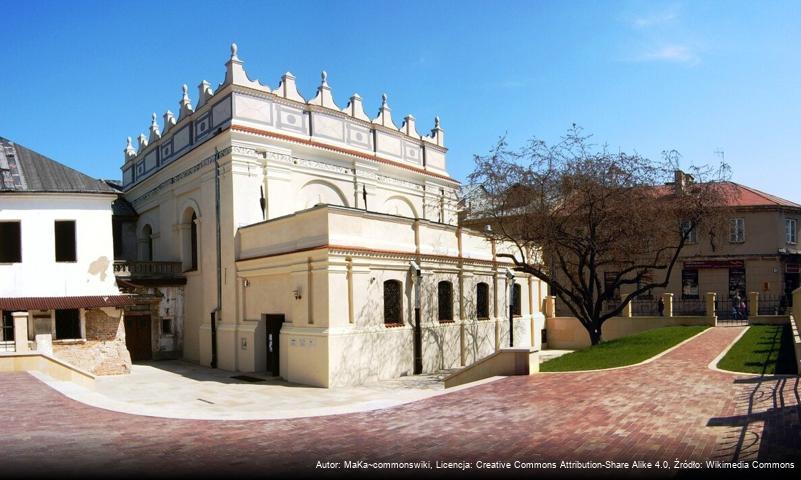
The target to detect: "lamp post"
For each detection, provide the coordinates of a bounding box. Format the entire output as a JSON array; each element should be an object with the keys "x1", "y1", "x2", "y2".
[
  {"x1": 506, "y1": 268, "x2": 515, "y2": 347},
  {"x1": 410, "y1": 260, "x2": 423, "y2": 374}
]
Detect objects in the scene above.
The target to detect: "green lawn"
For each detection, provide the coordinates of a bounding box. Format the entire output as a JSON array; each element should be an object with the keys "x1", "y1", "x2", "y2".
[
  {"x1": 716, "y1": 324, "x2": 797, "y2": 375},
  {"x1": 540, "y1": 326, "x2": 708, "y2": 372}
]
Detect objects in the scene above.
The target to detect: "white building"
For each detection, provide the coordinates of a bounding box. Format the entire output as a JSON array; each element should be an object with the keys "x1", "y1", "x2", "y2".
[
  {"x1": 0, "y1": 137, "x2": 132, "y2": 375},
  {"x1": 120, "y1": 44, "x2": 546, "y2": 387}
]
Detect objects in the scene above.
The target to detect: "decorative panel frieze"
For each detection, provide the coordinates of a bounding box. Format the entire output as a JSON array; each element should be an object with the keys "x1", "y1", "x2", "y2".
[
  {"x1": 293, "y1": 157, "x2": 353, "y2": 176},
  {"x1": 375, "y1": 131, "x2": 402, "y2": 159},
  {"x1": 234, "y1": 94, "x2": 273, "y2": 125},
  {"x1": 312, "y1": 112, "x2": 345, "y2": 142},
  {"x1": 211, "y1": 96, "x2": 232, "y2": 128},
  {"x1": 277, "y1": 105, "x2": 306, "y2": 134},
  {"x1": 173, "y1": 125, "x2": 191, "y2": 153},
  {"x1": 346, "y1": 123, "x2": 371, "y2": 150},
  {"x1": 144, "y1": 150, "x2": 158, "y2": 171},
  {"x1": 195, "y1": 113, "x2": 212, "y2": 139}
]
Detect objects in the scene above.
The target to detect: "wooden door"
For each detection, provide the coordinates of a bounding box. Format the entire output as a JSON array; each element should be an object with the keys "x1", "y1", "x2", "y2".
[
  {"x1": 263, "y1": 314, "x2": 284, "y2": 375},
  {"x1": 124, "y1": 314, "x2": 152, "y2": 362}
]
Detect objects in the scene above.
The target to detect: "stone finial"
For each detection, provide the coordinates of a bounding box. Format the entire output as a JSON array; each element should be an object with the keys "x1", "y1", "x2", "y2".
[
  {"x1": 124, "y1": 137, "x2": 136, "y2": 161},
  {"x1": 277, "y1": 71, "x2": 304, "y2": 102},
  {"x1": 430, "y1": 115, "x2": 445, "y2": 146},
  {"x1": 179, "y1": 84, "x2": 194, "y2": 120},
  {"x1": 222, "y1": 42, "x2": 268, "y2": 91},
  {"x1": 345, "y1": 93, "x2": 369, "y2": 121},
  {"x1": 163, "y1": 110, "x2": 177, "y2": 132},
  {"x1": 137, "y1": 133, "x2": 148, "y2": 152},
  {"x1": 148, "y1": 113, "x2": 161, "y2": 143},
  {"x1": 308, "y1": 69, "x2": 338, "y2": 109},
  {"x1": 372, "y1": 93, "x2": 397, "y2": 129},
  {"x1": 402, "y1": 114, "x2": 419, "y2": 137},
  {"x1": 197, "y1": 80, "x2": 214, "y2": 108}
]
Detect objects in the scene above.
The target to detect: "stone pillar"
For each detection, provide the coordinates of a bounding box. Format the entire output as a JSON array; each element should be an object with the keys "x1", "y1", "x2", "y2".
[
  {"x1": 706, "y1": 292, "x2": 717, "y2": 320},
  {"x1": 623, "y1": 301, "x2": 633, "y2": 318},
  {"x1": 661, "y1": 293, "x2": 673, "y2": 318},
  {"x1": 12, "y1": 312, "x2": 30, "y2": 353},
  {"x1": 544, "y1": 296, "x2": 556, "y2": 318},
  {"x1": 748, "y1": 292, "x2": 759, "y2": 317}
]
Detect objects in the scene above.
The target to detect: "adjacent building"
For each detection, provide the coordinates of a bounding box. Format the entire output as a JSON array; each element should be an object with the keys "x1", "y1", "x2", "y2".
[
  {"x1": 118, "y1": 44, "x2": 545, "y2": 387},
  {"x1": 0, "y1": 137, "x2": 133, "y2": 374}
]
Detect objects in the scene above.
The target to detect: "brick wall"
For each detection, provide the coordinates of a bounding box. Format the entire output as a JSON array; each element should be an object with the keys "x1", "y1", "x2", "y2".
[{"x1": 52, "y1": 308, "x2": 132, "y2": 375}]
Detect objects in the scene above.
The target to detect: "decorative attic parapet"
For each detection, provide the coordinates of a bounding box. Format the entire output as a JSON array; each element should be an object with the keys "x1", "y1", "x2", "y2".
[
  {"x1": 308, "y1": 71, "x2": 339, "y2": 109},
  {"x1": 372, "y1": 94, "x2": 397, "y2": 129},
  {"x1": 178, "y1": 85, "x2": 194, "y2": 120},
  {"x1": 122, "y1": 43, "x2": 449, "y2": 190},
  {"x1": 148, "y1": 113, "x2": 161, "y2": 143}
]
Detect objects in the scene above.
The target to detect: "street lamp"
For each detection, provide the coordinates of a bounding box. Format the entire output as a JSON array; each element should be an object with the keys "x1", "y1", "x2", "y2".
[
  {"x1": 506, "y1": 267, "x2": 515, "y2": 347},
  {"x1": 409, "y1": 260, "x2": 423, "y2": 374}
]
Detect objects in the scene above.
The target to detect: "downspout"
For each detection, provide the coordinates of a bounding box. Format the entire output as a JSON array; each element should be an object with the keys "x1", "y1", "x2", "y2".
[{"x1": 211, "y1": 147, "x2": 222, "y2": 368}]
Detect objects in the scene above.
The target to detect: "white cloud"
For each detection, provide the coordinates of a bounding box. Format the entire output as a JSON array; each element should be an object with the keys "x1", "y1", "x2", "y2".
[
  {"x1": 631, "y1": 8, "x2": 679, "y2": 29},
  {"x1": 637, "y1": 44, "x2": 700, "y2": 65}
]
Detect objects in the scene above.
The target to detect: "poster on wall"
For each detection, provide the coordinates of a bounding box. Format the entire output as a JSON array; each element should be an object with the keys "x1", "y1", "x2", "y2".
[{"x1": 682, "y1": 269, "x2": 699, "y2": 299}]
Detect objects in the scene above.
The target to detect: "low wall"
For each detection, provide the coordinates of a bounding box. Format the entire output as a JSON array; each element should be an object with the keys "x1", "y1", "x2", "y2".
[
  {"x1": 0, "y1": 352, "x2": 96, "y2": 388},
  {"x1": 749, "y1": 315, "x2": 791, "y2": 326},
  {"x1": 444, "y1": 347, "x2": 539, "y2": 389},
  {"x1": 546, "y1": 315, "x2": 715, "y2": 350},
  {"x1": 52, "y1": 308, "x2": 132, "y2": 376},
  {"x1": 790, "y1": 315, "x2": 801, "y2": 375}
]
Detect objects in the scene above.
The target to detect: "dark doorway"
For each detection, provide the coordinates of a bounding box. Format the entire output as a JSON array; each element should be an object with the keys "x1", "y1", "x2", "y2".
[
  {"x1": 124, "y1": 314, "x2": 152, "y2": 362},
  {"x1": 264, "y1": 314, "x2": 284, "y2": 376}
]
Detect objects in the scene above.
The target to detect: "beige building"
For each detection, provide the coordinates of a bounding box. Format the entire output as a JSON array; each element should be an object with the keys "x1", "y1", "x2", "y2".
[
  {"x1": 660, "y1": 181, "x2": 800, "y2": 316},
  {"x1": 117, "y1": 44, "x2": 545, "y2": 387}
]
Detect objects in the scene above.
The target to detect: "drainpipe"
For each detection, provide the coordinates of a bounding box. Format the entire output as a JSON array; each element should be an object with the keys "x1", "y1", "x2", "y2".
[
  {"x1": 211, "y1": 147, "x2": 222, "y2": 368},
  {"x1": 409, "y1": 260, "x2": 422, "y2": 374},
  {"x1": 506, "y1": 268, "x2": 515, "y2": 347}
]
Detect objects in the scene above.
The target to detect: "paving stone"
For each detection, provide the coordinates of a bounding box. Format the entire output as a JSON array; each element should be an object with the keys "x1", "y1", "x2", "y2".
[{"x1": 0, "y1": 326, "x2": 798, "y2": 476}]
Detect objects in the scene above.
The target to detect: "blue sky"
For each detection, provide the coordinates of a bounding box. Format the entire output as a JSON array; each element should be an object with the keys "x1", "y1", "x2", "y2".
[{"x1": 1, "y1": 0, "x2": 799, "y2": 201}]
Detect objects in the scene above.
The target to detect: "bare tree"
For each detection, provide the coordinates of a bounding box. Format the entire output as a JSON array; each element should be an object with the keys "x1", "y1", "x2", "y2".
[{"x1": 463, "y1": 126, "x2": 733, "y2": 345}]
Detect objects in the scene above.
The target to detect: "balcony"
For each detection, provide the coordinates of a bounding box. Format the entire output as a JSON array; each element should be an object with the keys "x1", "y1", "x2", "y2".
[{"x1": 113, "y1": 261, "x2": 185, "y2": 285}]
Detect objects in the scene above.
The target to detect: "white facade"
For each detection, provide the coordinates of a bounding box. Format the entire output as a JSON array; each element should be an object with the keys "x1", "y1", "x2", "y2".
[
  {"x1": 0, "y1": 193, "x2": 119, "y2": 297},
  {"x1": 120, "y1": 44, "x2": 545, "y2": 386}
]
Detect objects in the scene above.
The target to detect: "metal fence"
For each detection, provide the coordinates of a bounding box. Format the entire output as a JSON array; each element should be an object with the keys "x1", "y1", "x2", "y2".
[
  {"x1": 631, "y1": 298, "x2": 661, "y2": 316},
  {"x1": 673, "y1": 298, "x2": 707, "y2": 316},
  {"x1": 757, "y1": 293, "x2": 792, "y2": 316}
]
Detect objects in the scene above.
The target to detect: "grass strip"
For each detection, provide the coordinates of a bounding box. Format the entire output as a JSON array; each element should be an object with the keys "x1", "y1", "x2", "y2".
[
  {"x1": 541, "y1": 326, "x2": 708, "y2": 372},
  {"x1": 716, "y1": 324, "x2": 796, "y2": 375}
]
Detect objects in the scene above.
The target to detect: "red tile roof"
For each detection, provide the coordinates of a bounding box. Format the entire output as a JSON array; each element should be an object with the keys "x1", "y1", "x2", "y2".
[
  {"x1": 720, "y1": 182, "x2": 801, "y2": 208},
  {"x1": 0, "y1": 295, "x2": 135, "y2": 310}
]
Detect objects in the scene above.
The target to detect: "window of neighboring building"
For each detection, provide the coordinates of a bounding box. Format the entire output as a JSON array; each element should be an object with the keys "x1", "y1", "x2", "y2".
[
  {"x1": 512, "y1": 283, "x2": 522, "y2": 316},
  {"x1": 681, "y1": 269, "x2": 699, "y2": 299},
  {"x1": 383, "y1": 280, "x2": 403, "y2": 325},
  {"x1": 55, "y1": 309, "x2": 81, "y2": 340},
  {"x1": 476, "y1": 282, "x2": 490, "y2": 319},
  {"x1": 729, "y1": 218, "x2": 745, "y2": 243},
  {"x1": 786, "y1": 218, "x2": 797, "y2": 244},
  {"x1": 141, "y1": 224, "x2": 153, "y2": 261},
  {"x1": 161, "y1": 318, "x2": 173, "y2": 335},
  {"x1": 0, "y1": 221, "x2": 22, "y2": 263},
  {"x1": 189, "y1": 212, "x2": 198, "y2": 271},
  {"x1": 681, "y1": 220, "x2": 697, "y2": 244},
  {"x1": 54, "y1": 220, "x2": 77, "y2": 262},
  {"x1": 438, "y1": 281, "x2": 454, "y2": 322}
]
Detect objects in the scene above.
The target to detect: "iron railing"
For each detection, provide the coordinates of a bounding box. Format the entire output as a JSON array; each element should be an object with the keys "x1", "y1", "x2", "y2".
[
  {"x1": 631, "y1": 298, "x2": 661, "y2": 316},
  {"x1": 113, "y1": 260, "x2": 183, "y2": 277},
  {"x1": 673, "y1": 298, "x2": 707, "y2": 316}
]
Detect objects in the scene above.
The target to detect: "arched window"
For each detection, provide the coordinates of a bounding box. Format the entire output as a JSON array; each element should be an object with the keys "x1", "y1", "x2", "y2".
[
  {"x1": 512, "y1": 283, "x2": 522, "y2": 316},
  {"x1": 189, "y1": 212, "x2": 198, "y2": 271},
  {"x1": 383, "y1": 280, "x2": 402, "y2": 325},
  {"x1": 476, "y1": 282, "x2": 489, "y2": 319},
  {"x1": 141, "y1": 224, "x2": 153, "y2": 261},
  {"x1": 438, "y1": 281, "x2": 454, "y2": 322}
]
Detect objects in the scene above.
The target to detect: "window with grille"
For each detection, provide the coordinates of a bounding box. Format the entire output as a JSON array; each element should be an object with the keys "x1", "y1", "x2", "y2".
[
  {"x1": 476, "y1": 282, "x2": 489, "y2": 319},
  {"x1": 438, "y1": 281, "x2": 454, "y2": 322},
  {"x1": 383, "y1": 280, "x2": 403, "y2": 325}
]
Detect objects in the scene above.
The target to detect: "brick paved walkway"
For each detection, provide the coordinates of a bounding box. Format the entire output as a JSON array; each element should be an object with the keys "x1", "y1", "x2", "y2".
[{"x1": 1, "y1": 327, "x2": 799, "y2": 477}]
